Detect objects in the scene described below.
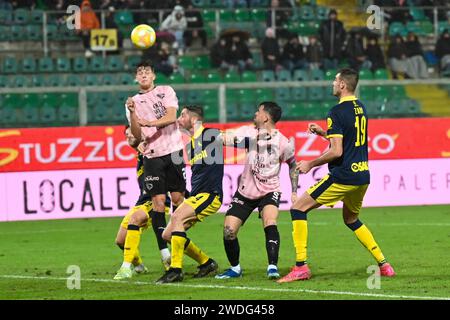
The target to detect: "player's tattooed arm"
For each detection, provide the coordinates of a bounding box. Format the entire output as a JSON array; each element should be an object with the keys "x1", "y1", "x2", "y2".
[{"x1": 288, "y1": 159, "x2": 299, "y2": 193}]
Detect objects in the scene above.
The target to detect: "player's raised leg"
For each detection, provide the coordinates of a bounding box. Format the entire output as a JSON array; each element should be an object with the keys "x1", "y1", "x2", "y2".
[
  {"x1": 342, "y1": 197, "x2": 395, "y2": 277},
  {"x1": 277, "y1": 192, "x2": 319, "y2": 283},
  {"x1": 261, "y1": 205, "x2": 281, "y2": 279}
]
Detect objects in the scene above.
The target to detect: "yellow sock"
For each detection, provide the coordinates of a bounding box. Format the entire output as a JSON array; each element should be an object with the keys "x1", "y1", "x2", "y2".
[
  {"x1": 184, "y1": 240, "x2": 209, "y2": 265},
  {"x1": 291, "y1": 209, "x2": 308, "y2": 264},
  {"x1": 170, "y1": 232, "x2": 187, "y2": 269},
  {"x1": 124, "y1": 225, "x2": 141, "y2": 264},
  {"x1": 352, "y1": 222, "x2": 386, "y2": 264},
  {"x1": 132, "y1": 247, "x2": 143, "y2": 266}
]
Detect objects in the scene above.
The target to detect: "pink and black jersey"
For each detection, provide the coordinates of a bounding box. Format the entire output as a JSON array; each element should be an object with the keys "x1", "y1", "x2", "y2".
[
  {"x1": 126, "y1": 85, "x2": 184, "y2": 158},
  {"x1": 233, "y1": 126, "x2": 295, "y2": 199}
]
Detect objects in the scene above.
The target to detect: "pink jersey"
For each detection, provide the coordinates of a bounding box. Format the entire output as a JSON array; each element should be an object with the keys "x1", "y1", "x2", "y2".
[
  {"x1": 234, "y1": 126, "x2": 295, "y2": 199},
  {"x1": 126, "y1": 85, "x2": 184, "y2": 159}
]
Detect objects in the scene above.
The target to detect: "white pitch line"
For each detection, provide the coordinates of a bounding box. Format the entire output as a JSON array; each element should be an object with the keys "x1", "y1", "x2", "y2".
[{"x1": 1, "y1": 274, "x2": 449, "y2": 301}]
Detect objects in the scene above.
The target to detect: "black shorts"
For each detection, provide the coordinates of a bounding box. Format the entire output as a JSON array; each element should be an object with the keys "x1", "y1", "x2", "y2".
[
  {"x1": 226, "y1": 191, "x2": 281, "y2": 224},
  {"x1": 143, "y1": 150, "x2": 186, "y2": 197}
]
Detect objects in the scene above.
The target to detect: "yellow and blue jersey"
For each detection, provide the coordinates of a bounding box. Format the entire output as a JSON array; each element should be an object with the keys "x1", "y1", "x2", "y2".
[
  {"x1": 326, "y1": 95, "x2": 370, "y2": 185},
  {"x1": 187, "y1": 126, "x2": 224, "y2": 199}
]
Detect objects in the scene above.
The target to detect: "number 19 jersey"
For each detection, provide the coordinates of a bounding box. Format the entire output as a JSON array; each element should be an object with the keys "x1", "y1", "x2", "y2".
[{"x1": 326, "y1": 95, "x2": 370, "y2": 185}]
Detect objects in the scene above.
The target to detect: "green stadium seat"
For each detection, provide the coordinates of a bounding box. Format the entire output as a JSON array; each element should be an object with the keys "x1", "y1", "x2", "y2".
[
  {"x1": 240, "y1": 103, "x2": 255, "y2": 120},
  {"x1": 195, "y1": 55, "x2": 211, "y2": 70},
  {"x1": 409, "y1": 8, "x2": 425, "y2": 21},
  {"x1": 284, "y1": 103, "x2": 307, "y2": 119},
  {"x1": 178, "y1": 56, "x2": 195, "y2": 70},
  {"x1": 110, "y1": 102, "x2": 127, "y2": 123},
  {"x1": 389, "y1": 85, "x2": 406, "y2": 98},
  {"x1": 359, "y1": 86, "x2": 375, "y2": 101},
  {"x1": 192, "y1": 0, "x2": 205, "y2": 7},
  {"x1": 102, "y1": 74, "x2": 117, "y2": 85},
  {"x1": 299, "y1": 6, "x2": 315, "y2": 20},
  {"x1": 60, "y1": 93, "x2": 78, "y2": 108},
  {"x1": 324, "y1": 68, "x2": 337, "y2": 80},
  {"x1": 293, "y1": 69, "x2": 309, "y2": 81},
  {"x1": 309, "y1": 87, "x2": 324, "y2": 100},
  {"x1": 234, "y1": 9, "x2": 250, "y2": 22},
  {"x1": 10, "y1": 75, "x2": 31, "y2": 88},
  {"x1": 114, "y1": 10, "x2": 134, "y2": 25},
  {"x1": 45, "y1": 74, "x2": 63, "y2": 87},
  {"x1": 237, "y1": 89, "x2": 256, "y2": 103},
  {"x1": 3, "y1": 94, "x2": 22, "y2": 108},
  {"x1": 85, "y1": 74, "x2": 101, "y2": 86},
  {"x1": 26, "y1": 24, "x2": 43, "y2": 41},
  {"x1": 156, "y1": 73, "x2": 168, "y2": 84},
  {"x1": 127, "y1": 55, "x2": 142, "y2": 70},
  {"x1": 226, "y1": 104, "x2": 239, "y2": 122},
  {"x1": 224, "y1": 71, "x2": 240, "y2": 82},
  {"x1": 275, "y1": 88, "x2": 290, "y2": 101},
  {"x1": 219, "y1": 9, "x2": 234, "y2": 22},
  {"x1": 310, "y1": 68, "x2": 324, "y2": 81},
  {"x1": 2, "y1": 57, "x2": 18, "y2": 74},
  {"x1": 292, "y1": 87, "x2": 307, "y2": 101},
  {"x1": 31, "y1": 74, "x2": 45, "y2": 87},
  {"x1": 374, "y1": 86, "x2": 389, "y2": 100},
  {"x1": 202, "y1": 9, "x2": 216, "y2": 23},
  {"x1": 277, "y1": 70, "x2": 291, "y2": 81},
  {"x1": 206, "y1": 70, "x2": 222, "y2": 82},
  {"x1": 374, "y1": 68, "x2": 389, "y2": 79},
  {"x1": 189, "y1": 73, "x2": 207, "y2": 83},
  {"x1": 38, "y1": 57, "x2": 54, "y2": 73},
  {"x1": 118, "y1": 73, "x2": 135, "y2": 85},
  {"x1": 438, "y1": 22, "x2": 450, "y2": 34},
  {"x1": 0, "y1": 105, "x2": 19, "y2": 126},
  {"x1": 203, "y1": 89, "x2": 218, "y2": 104},
  {"x1": 59, "y1": 105, "x2": 78, "y2": 124},
  {"x1": 209, "y1": 0, "x2": 225, "y2": 7},
  {"x1": 251, "y1": 8, "x2": 266, "y2": 22},
  {"x1": 14, "y1": 8, "x2": 30, "y2": 24},
  {"x1": 241, "y1": 71, "x2": 257, "y2": 82},
  {"x1": 262, "y1": 70, "x2": 275, "y2": 82},
  {"x1": 21, "y1": 57, "x2": 36, "y2": 73},
  {"x1": 41, "y1": 93, "x2": 59, "y2": 108},
  {"x1": 359, "y1": 69, "x2": 373, "y2": 80},
  {"x1": 40, "y1": 105, "x2": 57, "y2": 124},
  {"x1": 107, "y1": 55, "x2": 124, "y2": 72},
  {"x1": 202, "y1": 104, "x2": 219, "y2": 121},
  {"x1": 0, "y1": 26, "x2": 10, "y2": 41},
  {"x1": 10, "y1": 25, "x2": 25, "y2": 40},
  {"x1": 187, "y1": 90, "x2": 203, "y2": 104},
  {"x1": 254, "y1": 88, "x2": 274, "y2": 101},
  {"x1": 65, "y1": 74, "x2": 83, "y2": 86},
  {"x1": 316, "y1": 6, "x2": 329, "y2": 20},
  {"x1": 226, "y1": 89, "x2": 239, "y2": 104},
  {"x1": 389, "y1": 22, "x2": 407, "y2": 37},
  {"x1": 73, "y1": 57, "x2": 88, "y2": 73},
  {"x1": 90, "y1": 56, "x2": 106, "y2": 72},
  {"x1": 45, "y1": 24, "x2": 59, "y2": 40},
  {"x1": 0, "y1": 75, "x2": 7, "y2": 88},
  {"x1": 89, "y1": 104, "x2": 111, "y2": 123},
  {"x1": 30, "y1": 9, "x2": 44, "y2": 24},
  {"x1": 0, "y1": 9, "x2": 12, "y2": 25},
  {"x1": 168, "y1": 72, "x2": 185, "y2": 84},
  {"x1": 56, "y1": 57, "x2": 71, "y2": 72}
]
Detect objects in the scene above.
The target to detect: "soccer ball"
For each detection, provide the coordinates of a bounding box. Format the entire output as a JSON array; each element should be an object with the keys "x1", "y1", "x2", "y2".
[{"x1": 131, "y1": 24, "x2": 156, "y2": 49}]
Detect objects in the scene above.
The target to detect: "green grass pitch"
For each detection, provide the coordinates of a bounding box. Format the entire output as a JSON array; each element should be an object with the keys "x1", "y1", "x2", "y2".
[{"x1": 0, "y1": 205, "x2": 449, "y2": 300}]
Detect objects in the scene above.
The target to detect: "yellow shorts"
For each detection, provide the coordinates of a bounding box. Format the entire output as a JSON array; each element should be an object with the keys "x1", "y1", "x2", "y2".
[
  {"x1": 307, "y1": 175, "x2": 369, "y2": 213},
  {"x1": 120, "y1": 201, "x2": 170, "y2": 232},
  {"x1": 183, "y1": 192, "x2": 222, "y2": 224}
]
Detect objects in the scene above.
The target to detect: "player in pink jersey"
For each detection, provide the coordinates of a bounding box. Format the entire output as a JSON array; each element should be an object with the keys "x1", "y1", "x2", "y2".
[
  {"x1": 126, "y1": 61, "x2": 186, "y2": 271},
  {"x1": 215, "y1": 101, "x2": 299, "y2": 280}
]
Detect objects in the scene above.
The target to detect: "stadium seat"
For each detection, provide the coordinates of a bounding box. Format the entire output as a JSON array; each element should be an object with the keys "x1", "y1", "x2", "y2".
[
  {"x1": 40, "y1": 105, "x2": 57, "y2": 124},
  {"x1": 389, "y1": 22, "x2": 407, "y2": 37},
  {"x1": 21, "y1": 57, "x2": 37, "y2": 73},
  {"x1": 0, "y1": 75, "x2": 7, "y2": 88},
  {"x1": 240, "y1": 103, "x2": 255, "y2": 120},
  {"x1": 66, "y1": 74, "x2": 84, "y2": 86},
  {"x1": 114, "y1": 10, "x2": 134, "y2": 25},
  {"x1": 102, "y1": 74, "x2": 117, "y2": 85},
  {"x1": 26, "y1": 24, "x2": 42, "y2": 41},
  {"x1": 299, "y1": 6, "x2": 315, "y2": 20},
  {"x1": 168, "y1": 72, "x2": 185, "y2": 84},
  {"x1": 206, "y1": 70, "x2": 222, "y2": 82},
  {"x1": 45, "y1": 74, "x2": 63, "y2": 87},
  {"x1": 226, "y1": 89, "x2": 239, "y2": 104},
  {"x1": 30, "y1": 9, "x2": 44, "y2": 24},
  {"x1": 10, "y1": 25, "x2": 25, "y2": 41},
  {"x1": 254, "y1": 88, "x2": 274, "y2": 101},
  {"x1": 277, "y1": 70, "x2": 291, "y2": 81},
  {"x1": 374, "y1": 68, "x2": 389, "y2": 80},
  {"x1": 284, "y1": 103, "x2": 307, "y2": 119},
  {"x1": 118, "y1": 73, "x2": 135, "y2": 85},
  {"x1": 89, "y1": 104, "x2": 111, "y2": 124},
  {"x1": 187, "y1": 90, "x2": 203, "y2": 104},
  {"x1": 73, "y1": 57, "x2": 88, "y2": 73},
  {"x1": 90, "y1": 56, "x2": 106, "y2": 72},
  {"x1": 293, "y1": 69, "x2": 309, "y2": 81},
  {"x1": 111, "y1": 103, "x2": 127, "y2": 123},
  {"x1": 201, "y1": 9, "x2": 215, "y2": 23},
  {"x1": 308, "y1": 87, "x2": 324, "y2": 100},
  {"x1": 251, "y1": 8, "x2": 266, "y2": 22},
  {"x1": 45, "y1": 24, "x2": 59, "y2": 40},
  {"x1": 202, "y1": 104, "x2": 219, "y2": 121},
  {"x1": 234, "y1": 9, "x2": 250, "y2": 22},
  {"x1": 262, "y1": 70, "x2": 275, "y2": 82},
  {"x1": 389, "y1": 85, "x2": 407, "y2": 98},
  {"x1": 224, "y1": 71, "x2": 240, "y2": 82},
  {"x1": 107, "y1": 56, "x2": 125, "y2": 72},
  {"x1": 56, "y1": 57, "x2": 71, "y2": 72},
  {"x1": 292, "y1": 87, "x2": 307, "y2": 101},
  {"x1": 237, "y1": 89, "x2": 256, "y2": 103},
  {"x1": 178, "y1": 56, "x2": 195, "y2": 70},
  {"x1": 14, "y1": 8, "x2": 30, "y2": 24},
  {"x1": 0, "y1": 9, "x2": 12, "y2": 25},
  {"x1": 41, "y1": 93, "x2": 59, "y2": 108},
  {"x1": 126, "y1": 56, "x2": 142, "y2": 71},
  {"x1": 209, "y1": 0, "x2": 225, "y2": 7},
  {"x1": 195, "y1": 55, "x2": 211, "y2": 70},
  {"x1": 316, "y1": 6, "x2": 329, "y2": 20},
  {"x1": 203, "y1": 89, "x2": 218, "y2": 104},
  {"x1": 31, "y1": 74, "x2": 45, "y2": 87},
  {"x1": 2, "y1": 57, "x2": 18, "y2": 74},
  {"x1": 409, "y1": 8, "x2": 425, "y2": 21},
  {"x1": 0, "y1": 26, "x2": 10, "y2": 41},
  {"x1": 192, "y1": 0, "x2": 205, "y2": 7},
  {"x1": 324, "y1": 69, "x2": 337, "y2": 80},
  {"x1": 85, "y1": 74, "x2": 102, "y2": 86},
  {"x1": 226, "y1": 104, "x2": 239, "y2": 122},
  {"x1": 38, "y1": 57, "x2": 54, "y2": 73},
  {"x1": 359, "y1": 69, "x2": 373, "y2": 80},
  {"x1": 10, "y1": 75, "x2": 31, "y2": 88},
  {"x1": 188, "y1": 73, "x2": 206, "y2": 83},
  {"x1": 58, "y1": 105, "x2": 78, "y2": 124},
  {"x1": 0, "y1": 105, "x2": 19, "y2": 126},
  {"x1": 219, "y1": 9, "x2": 233, "y2": 22},
  {"x1": 241, "y1": 70, "x2": 257, "y2": 82},
  {"x1": 275, "y1": 88, "x2": 290, "y2": 101}
]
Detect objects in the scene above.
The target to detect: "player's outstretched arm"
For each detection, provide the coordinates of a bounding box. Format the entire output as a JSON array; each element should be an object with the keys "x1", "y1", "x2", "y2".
[{"x1": 297, "y1": 136, "x2": 343, "y2": 174}]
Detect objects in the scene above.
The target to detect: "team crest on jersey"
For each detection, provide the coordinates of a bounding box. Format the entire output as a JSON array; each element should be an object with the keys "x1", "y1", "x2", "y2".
[
  {"x1": 146, "y1": 183, "x2": 153, "y2": 191},
  {"x1": 156, "y1": 93, "x2": 165, "y2": 99},
  {"x1": 327, "y1": 117, "x2": 333, "y2": 129}
]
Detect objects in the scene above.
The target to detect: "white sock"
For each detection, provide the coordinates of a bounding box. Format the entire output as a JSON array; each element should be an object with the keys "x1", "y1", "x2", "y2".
[
  {"x1": 121, "y1": 262, "x2": 132, "y2": 268},
  {"x1": 160, "y1": 248, "x2": 171, "y2": 260},
  {"x1": 267, "y1": 264, "x2": 277, "y2": 271},
  {"x1": 231, "y1": 264, "x2": 241, "y2": 273}
]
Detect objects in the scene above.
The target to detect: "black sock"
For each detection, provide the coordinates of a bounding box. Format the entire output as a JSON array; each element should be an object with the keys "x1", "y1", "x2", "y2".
[
  {"x1": 264, "y1": 225, "x2": 280, "y2": 266},
  {"x1": 224, "y1": 238, "x2": 240, "y2": 267},
  {"x1": 150, "y1": 210, "x2": 167, "y2": 250}
]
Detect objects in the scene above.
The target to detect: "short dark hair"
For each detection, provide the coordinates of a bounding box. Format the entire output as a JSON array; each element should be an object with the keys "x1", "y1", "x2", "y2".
[
  {"x1": 337, "y1": 68, "x2": 359, "y2": 92},
  {"x1": 259, "y1": 101, "x2": 282, "y2": 123},
  {"x1": 136, "y1": 60, "x2": 155, "y2": 73},
  {"x1": 184, "y1": 105, "x2": 204, "y2": 120}
]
